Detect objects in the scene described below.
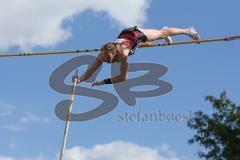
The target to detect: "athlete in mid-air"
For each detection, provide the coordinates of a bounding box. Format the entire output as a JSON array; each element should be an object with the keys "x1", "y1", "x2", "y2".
[{"x1": 73, "y1": 26, "x2": 200, "y2": 86}]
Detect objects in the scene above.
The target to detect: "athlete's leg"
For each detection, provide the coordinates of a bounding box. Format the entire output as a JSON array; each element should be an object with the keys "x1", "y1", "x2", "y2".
[
  {"x1": 138, "y1": 27, "x2": 187, "y2": 41},
  {"x1": 138, "y1": 27, "x2": 200, "y2": 42}
]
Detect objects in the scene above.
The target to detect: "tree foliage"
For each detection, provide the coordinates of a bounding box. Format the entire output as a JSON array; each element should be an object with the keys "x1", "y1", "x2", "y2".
[{"x1": 188, "y1": 91, "x2": 240, "y2": 160}]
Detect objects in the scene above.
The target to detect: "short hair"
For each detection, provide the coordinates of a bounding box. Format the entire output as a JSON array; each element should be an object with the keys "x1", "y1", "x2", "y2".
[{"x1": 101, "y1": 43, "x2": 117, "y2": 55}]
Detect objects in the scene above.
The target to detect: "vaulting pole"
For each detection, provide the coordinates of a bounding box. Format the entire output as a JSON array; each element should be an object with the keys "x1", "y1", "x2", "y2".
[
  {"x1": 59, "y1": 70, "x2": 78, "y2": 160},
  {"x1": 0, "y1": 36, "x2": 239, "y2": 58}
]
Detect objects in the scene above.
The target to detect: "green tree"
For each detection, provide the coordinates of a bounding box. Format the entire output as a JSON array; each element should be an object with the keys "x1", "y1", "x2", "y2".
[{"x1": 187, "y1": 91, "x2": 240, "y2": 160}]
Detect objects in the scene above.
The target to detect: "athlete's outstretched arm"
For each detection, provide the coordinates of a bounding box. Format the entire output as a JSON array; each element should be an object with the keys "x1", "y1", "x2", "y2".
[{"x1": 77, "y1": 54, "x2": 103, "y2": 83}]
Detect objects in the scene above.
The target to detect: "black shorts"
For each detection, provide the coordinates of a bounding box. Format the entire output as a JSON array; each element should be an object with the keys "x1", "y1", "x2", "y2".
[
  {"x1": 117, "y1": 26, "x2": 148, "y2": 55},
  {"x1": 118, "y1": 26, "x2": 148, "y2": 43}
]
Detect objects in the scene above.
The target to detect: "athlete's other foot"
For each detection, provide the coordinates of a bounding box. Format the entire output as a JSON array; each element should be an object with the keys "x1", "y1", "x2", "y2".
[{"x1": 186, "y1": 26, "x2": 201, "y2": 41}]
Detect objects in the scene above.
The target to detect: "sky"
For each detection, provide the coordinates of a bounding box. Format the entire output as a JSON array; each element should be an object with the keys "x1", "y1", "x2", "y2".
[{"x1": 0, "y1": 0, "x2": 239, "y2": 160}]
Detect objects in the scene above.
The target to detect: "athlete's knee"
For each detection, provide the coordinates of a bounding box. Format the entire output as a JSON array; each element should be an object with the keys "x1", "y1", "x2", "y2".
[{"x1": 159, "y1": 29, "x2": 170, "y2": 37}]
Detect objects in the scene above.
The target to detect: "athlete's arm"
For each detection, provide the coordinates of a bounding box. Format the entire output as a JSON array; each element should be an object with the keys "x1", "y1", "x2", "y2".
[
  {"x1": 111, "y1": 56, "x2": 128, "y2": 83},
  {"x1": 77, "y1": 53, "x2": 103, "y2": 83}
]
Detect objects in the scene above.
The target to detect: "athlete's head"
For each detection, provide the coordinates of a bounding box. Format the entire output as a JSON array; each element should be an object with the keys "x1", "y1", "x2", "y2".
[
  {"x1": 101, "y1": 43, "x2": 117, "y2": 55},
  {"x1": 101, "y1": 42, "x2": 117, "y2": 63}
]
